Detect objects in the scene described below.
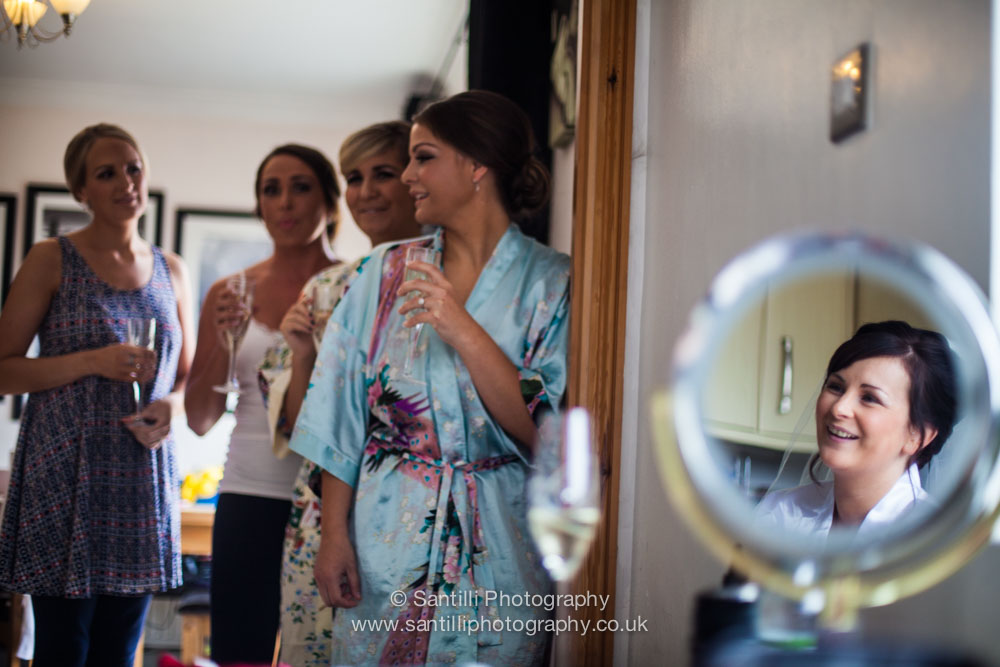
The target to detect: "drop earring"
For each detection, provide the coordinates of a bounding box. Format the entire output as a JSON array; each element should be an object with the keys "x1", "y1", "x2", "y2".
[{"x1": 474, "y1": 180, "x2": 480, "y2": 193}]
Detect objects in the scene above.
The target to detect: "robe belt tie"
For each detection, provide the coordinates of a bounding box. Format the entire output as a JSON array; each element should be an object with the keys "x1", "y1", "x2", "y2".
[{"x1": 366, "y1": 439, "x2": 519, "y2": 646}]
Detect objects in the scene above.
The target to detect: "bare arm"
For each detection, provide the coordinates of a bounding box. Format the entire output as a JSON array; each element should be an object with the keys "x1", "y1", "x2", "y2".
[
  {"x1": 0, "y1": 240, "x2": 153, "y2": 394},
  {"x1": 277, "y1": 295, "x2": 318, "y2": 431},
  {"x1": 184, "y1": 279, "x2": 236, "y2": 435},
  {"x1": 314, "y1": 471, "x2": 361, "y2": 608}
]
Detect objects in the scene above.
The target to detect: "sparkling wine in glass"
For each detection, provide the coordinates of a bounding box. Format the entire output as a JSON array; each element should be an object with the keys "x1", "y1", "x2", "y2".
[
  {"x1": 126, "y1": 317, "x2": 157, "y2": 418},
  {"x1": 213, "y1": 273, "x2": 254, "y2": 394},
  {"x1": 401, "y1": 246, "x2": 441, "y2": 379},
  {"x1": 528, "y1": 407, "x2": 601, "y2": 582},
  {"x1": 311, "y1": 281, "x2": 337, "y2": 350}
]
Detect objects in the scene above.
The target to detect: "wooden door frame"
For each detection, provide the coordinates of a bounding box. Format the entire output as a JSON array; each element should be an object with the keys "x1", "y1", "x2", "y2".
[{"x1": 566, "y1": 0, "x2": 637, "y2": 664}]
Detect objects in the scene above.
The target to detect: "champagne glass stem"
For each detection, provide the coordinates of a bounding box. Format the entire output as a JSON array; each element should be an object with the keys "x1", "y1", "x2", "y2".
[
  {"x1": 404, "y1": 322, "x2": 423, "y2": 374},
  {"x1": 226, "y1": 337, "x2": 238, "y2": 389},
  {"x1": 132, "y1": 380, "x2": 142, "y2": 416}
]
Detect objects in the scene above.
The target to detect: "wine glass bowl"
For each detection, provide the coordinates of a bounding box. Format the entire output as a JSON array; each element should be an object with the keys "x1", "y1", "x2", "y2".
[
  {"x1": 527, "y1": 407, "x2": 601, "y2": 582},
  {"x1": 401, "y1": 246, "x2": 441, "y2": 379},
  {"x1": 213, "y1": 273, "x2": 254, "y2": 394},
  {"x1": 311, "y1": 281, "x2": 337, "y2": 350},
  {"x1": 125, "y1": 317, "x2": 157, "y2": 417}
]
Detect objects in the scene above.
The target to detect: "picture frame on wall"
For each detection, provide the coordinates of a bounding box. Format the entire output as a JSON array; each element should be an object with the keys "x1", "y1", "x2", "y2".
[
  {"x1": 0, "y1": 193, "x2": 15, "y2": 309},
  {"x1": 24, "y1": 184, "x2": 165, "y2": 250},
  {"x1": 174, "y1": 208, "x2": 272, "y2": 318},
  {"x1": 0, "y1": 194, "x2": 13, "y2": 405}
]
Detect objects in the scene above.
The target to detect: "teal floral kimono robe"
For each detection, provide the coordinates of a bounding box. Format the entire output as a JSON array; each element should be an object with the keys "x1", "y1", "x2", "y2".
[{"x1": 289, "y1": 224, "x2": 570, "y2": 666}]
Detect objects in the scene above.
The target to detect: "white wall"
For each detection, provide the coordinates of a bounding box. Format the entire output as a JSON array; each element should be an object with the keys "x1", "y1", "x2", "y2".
[{"x1": 625, "y1": 0, "x2": 993, "y2": 663}]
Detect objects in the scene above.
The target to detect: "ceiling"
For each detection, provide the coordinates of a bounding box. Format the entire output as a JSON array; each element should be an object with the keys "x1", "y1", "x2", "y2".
[{"x1": 1, "y1": 0, "x2": 469, "y2": 122}]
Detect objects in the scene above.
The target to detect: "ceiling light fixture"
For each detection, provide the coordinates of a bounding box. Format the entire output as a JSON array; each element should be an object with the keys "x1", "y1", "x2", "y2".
[{"x1": 1, "y1": 0, "x2": 90, "y2": 48}]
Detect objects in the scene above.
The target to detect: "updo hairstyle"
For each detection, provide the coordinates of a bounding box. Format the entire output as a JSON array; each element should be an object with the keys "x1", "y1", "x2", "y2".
[{"x1": 413, "y1": 90, "x2": 550, "y2": 220}]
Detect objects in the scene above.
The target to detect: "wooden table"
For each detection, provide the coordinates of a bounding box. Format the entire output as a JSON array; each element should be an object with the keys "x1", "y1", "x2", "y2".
[
  {"x1": 176, "y1": 504, "x2": 215, "y2": 663},
  {"x1": 180, "y1": 505, "x2": 216, "y2": 556}
]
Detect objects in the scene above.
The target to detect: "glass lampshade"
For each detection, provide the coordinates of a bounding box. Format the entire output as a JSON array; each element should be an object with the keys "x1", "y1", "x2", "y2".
[
  {"x1": 49, "y1": 0, "x2": 89, "y2": 15},
  {"x1": 4, "y1": 0, "x2": 48, "y2": 27}
]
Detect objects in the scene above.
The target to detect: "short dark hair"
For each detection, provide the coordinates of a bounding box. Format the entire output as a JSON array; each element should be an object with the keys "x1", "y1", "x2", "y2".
[
  {"x1": 413, "y1": 90, "x2": 550, "y2": 220},
  {"x1": 254, "y1": 144, "x2": 340, "y2": 234},
  {"x1": 820, "y1": 320, "x2": 958, "y2": 472}
]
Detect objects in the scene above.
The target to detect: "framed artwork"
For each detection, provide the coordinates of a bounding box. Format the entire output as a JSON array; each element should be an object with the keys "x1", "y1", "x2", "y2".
[
  {"x1": 0, "y1": 193, "x2": 14, "y2": 309},
  {"x1": 174, "y1": 208, "x2": 272, "y2": 318},
  {"x1": 24, "y1": 184, "x2": 164, "y2": 250}
]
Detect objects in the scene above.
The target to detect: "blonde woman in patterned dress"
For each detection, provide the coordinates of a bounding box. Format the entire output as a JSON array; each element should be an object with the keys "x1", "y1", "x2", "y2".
[
  {"x1": 258, "y1": 121, "x2": 422, "y2": 666},
  {"x1": 0, "y1": 123, "x2": 194, "y2": 666}
]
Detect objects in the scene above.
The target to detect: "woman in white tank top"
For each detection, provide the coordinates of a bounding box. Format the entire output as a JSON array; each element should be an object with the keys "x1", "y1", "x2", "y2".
[{"x1": 185, "y1": 144, "x2": 343, "y2": 664}]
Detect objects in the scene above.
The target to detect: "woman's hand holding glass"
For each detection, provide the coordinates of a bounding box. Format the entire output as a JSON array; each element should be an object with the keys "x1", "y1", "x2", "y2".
[
  {"x1": 212, "y1": 273, "x2": 254, "y2": 394},
  {"x1": 396, "y1": 257, "x2": 478, "y2": 351},
  {"x1": 279, "y1": 292, "x2": 319, "y2": 361},
  {"x1": 126, "y1": 317, "x2": 157, "y2": 417},
  {"x1": 92, "y1": 342, "x2": 157, "y2": 384}
]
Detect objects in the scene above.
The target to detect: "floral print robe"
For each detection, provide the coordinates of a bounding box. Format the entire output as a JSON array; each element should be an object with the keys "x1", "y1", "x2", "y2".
[
  {"x1": 290, "y1": 225, "x2": 570, "y2": 666},
  {"x1": 258, "y1": 260, "x2": 358, "y2": 666}
]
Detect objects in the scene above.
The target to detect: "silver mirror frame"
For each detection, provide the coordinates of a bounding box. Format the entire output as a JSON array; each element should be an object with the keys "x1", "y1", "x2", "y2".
[{"x1": 657, "y1": 231, "x2": 1000, "y2": 618}]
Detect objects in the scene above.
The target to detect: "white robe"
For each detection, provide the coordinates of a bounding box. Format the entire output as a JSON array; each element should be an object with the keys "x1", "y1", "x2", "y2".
[{"x1": 755, "y1": 464, "x2": 931, "y2": 540}]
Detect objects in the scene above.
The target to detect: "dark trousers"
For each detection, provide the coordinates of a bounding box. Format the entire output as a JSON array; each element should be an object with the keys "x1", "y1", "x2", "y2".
[
  {"x1": 31, "y1": 593, "x2": 151, "y2": 667},
  {"x1": 210, "y1": 492, "x2": 290, "y2": 664}
]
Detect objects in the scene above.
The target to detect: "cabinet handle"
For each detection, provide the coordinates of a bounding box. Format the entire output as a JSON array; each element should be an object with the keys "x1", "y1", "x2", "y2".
[{"x1": 779, "y1": 336, "x2": 793, "y2": 414}]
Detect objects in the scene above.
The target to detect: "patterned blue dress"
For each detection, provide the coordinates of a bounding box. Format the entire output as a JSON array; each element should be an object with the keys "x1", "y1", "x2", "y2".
[{"x1": 0, "y1": 237, "x2": 183, "y2": 597}]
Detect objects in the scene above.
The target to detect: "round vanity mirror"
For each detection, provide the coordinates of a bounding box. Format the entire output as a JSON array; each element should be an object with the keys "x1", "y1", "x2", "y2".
[{"x1": 652, "y1": 232, "x2": 1000, "y2": 623}]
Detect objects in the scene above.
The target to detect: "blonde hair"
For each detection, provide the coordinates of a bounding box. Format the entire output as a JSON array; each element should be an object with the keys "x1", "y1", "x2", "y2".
[
  {"x1": 339, "y1": 121, "x2": 411, "y2": 175},
  {"x1": 63, "y1": 123, "x2": 147, "y2": 201}
]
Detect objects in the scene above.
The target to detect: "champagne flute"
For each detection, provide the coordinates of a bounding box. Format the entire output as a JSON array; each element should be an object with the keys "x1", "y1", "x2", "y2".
[
  {"x1": 126, "y1": 317, "x2": 157, "y2": 418},
  {"x1": 213, "y1": 272, "x2": 254, "y2": 394},
  {"x1": 527, "y1": 407, "x2": 601, "y2": 582},
  {"x1": 311, "y1": 281, "x2": 337, "y2": 350},
  {"x1": 401, "y1": 246, "x2": 441, "y2": 379}
]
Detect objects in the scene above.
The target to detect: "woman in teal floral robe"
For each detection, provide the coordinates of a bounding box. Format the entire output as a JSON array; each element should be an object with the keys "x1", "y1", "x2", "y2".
[
  {"x1": 291, "y1": 221, "x2": 569, "y2": 665},
  {"x1": 291, "y1": 89, "x2": 571, "y2": 667}
]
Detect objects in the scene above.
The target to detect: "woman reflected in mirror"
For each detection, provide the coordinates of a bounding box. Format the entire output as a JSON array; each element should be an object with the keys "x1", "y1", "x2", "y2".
[{"x1": 757, "y1": 320, "x2": 957, "y2": 538}]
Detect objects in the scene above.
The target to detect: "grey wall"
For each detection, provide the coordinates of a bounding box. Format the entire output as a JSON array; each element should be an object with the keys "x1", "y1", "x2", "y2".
[{"x1": 624, "y1": 0, "x2": 993, "y2": 663}]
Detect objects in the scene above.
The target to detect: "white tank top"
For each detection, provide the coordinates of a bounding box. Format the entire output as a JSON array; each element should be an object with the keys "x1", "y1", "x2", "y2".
[{"x1": 218, "y1": 318, "x2": 303, "y2": 499}]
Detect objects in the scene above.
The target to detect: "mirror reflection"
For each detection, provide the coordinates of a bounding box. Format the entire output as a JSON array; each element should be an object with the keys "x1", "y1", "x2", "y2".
[{"x1": 695, "y1": 259, "x2": 984, "y2": 555}]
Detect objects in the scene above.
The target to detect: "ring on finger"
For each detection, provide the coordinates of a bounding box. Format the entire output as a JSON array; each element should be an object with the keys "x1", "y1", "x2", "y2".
[{"x1": 418, "y1": 296, "x2": 426, "y2": 307}]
